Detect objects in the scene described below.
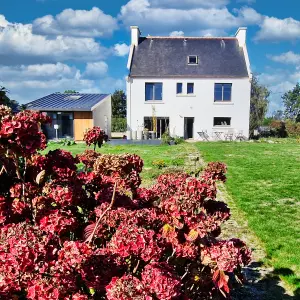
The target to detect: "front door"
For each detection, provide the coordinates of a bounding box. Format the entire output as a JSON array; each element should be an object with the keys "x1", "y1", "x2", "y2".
[{"x1": 184, "y1": 117, "x2": 194, "y2": 139}]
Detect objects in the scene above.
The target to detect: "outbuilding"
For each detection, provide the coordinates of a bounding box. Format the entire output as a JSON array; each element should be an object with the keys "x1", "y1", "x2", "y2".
[{"x1": 26, "y1": 93, "x2": 111, "y2": 140}]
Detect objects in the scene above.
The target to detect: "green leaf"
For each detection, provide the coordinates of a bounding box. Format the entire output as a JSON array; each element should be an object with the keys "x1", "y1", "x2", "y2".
[{"x1": 77, "y1": 206, "x2": 84, "y2": 214}]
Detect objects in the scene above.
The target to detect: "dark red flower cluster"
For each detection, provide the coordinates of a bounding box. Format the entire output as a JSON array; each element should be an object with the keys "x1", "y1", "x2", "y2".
[
  {"x1": 0, "y1": 110, "x2": 50, "y2": 157},
  {"x1": 0, "y1": 107, "x2": 251, "y2": 299},
  {"x1": 83, "y1": 126, "x2": 108, "y2": 149},
  {"x1": 77, "y1": 149, "x2": 101, "y2": 169}
]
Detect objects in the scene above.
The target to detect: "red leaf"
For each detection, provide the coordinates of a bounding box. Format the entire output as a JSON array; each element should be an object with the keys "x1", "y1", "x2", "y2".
[{"x1": 83, "y1": 223, "x2": 96, "y2": 241}]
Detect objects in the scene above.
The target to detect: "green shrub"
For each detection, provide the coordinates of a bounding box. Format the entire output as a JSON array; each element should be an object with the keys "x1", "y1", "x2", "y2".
[
  {"x1": 174, "y1": 136, "x2": 185, "y2": 145},
  {"x1": 112, "y1": 118, "x2": 127, "y2": 132},
  {"x1": 171, "y1": 158, "x2": 184, "y2": 166},
  {"x1": 161, "y1": 131, "x2": 173, "y2": 145}
]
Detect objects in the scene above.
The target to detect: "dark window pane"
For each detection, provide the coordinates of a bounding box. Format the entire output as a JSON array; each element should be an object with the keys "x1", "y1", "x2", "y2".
[
  {"x1": 188, "y1": 56, "x2": 197, "y2": 64},
  {"x1": 214, "y1": 84, "x2": 223, "y2": 101},
  {"x1": 144, "y1": 117, "x2": 152, "y2": 130},
  {"x1": 213, "y1": 117, "x2": 231, "y2": 126},
  {"x1": 177, "y1": 83, "x2": 183, "y2": 94},
  {"x1": 145, "y1": 83, "x2": 154, "y2": 101},
  {"x1": 187, "y1": 83, "x2": 194, "y2": 94},
  {"x1": 223, "y1": 84, "x2": 232, "y2": 101},
  {"x1": 154, "y1": 83, "x2": 163, "y2": 100}
]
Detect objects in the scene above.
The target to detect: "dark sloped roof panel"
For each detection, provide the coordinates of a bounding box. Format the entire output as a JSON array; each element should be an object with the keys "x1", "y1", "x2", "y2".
[
  {"x1": 130, "y1": 37, "x2": 249, "y2": 78},
  {"x1": 26, "y1": 93, "x2": 109, "y2": 111}
]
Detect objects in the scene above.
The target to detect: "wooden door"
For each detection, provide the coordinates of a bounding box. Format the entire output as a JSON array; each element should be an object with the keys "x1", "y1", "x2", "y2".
[{"x1": 74, "y1": 112, "x2": 93, "y2": 140}]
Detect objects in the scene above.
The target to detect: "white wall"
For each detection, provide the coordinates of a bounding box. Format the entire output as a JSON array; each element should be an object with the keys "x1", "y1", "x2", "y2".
[
  {"x1": 127, "y1": 78, "x2": 251, "y2": 139},
  {"x1": 92, "y1": 95, "x2": 112, "y2": 138}
]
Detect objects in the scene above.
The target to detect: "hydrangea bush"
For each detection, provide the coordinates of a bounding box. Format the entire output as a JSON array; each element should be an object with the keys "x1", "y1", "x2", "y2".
[
  {"x1": 83, "y1": 126, "x2": 108, "y2": 150},
  {"x1": 0, "y1": 106, "x2": 251, "y2": 299}
]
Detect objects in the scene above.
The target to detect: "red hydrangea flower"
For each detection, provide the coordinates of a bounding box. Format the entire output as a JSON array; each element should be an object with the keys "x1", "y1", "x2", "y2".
[
  {"x1": 106, "y1": 275, "x2": 151, "y2": 300},
  {"x1": 108, "y1": 224, "x2": 161, "y2": 261},
  {"x1": 142, "y1": 262, "x2": 181, "y2": 300}
]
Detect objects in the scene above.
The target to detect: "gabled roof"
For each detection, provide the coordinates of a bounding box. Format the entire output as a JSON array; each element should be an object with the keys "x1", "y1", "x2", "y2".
[
  {"x1": 129, "y1": 37, "x2": 249, "y2": 78},
  {"x1": 26, "y1": 93, "x2": 110, "y2": 112}
]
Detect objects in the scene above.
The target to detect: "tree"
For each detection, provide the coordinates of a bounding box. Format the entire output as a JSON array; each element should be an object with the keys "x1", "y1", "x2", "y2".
[
  {"x1": 250, "y1": 76, "x2": 270, "y2": 134},
  {"x1": 64, "y1": 90, "x2": 78, "y2": 94},
  {"x1": 0, "y1": 86, "x2": 19, "y2": 111},
  {"x1": 272, "y1": 110, "x2": 284, "y2": 120},
  {"x1": 111, "y1": 90, "x2": 126, "y2": 117},
  {"x1": 282, "y1": 83, "x2": 300, "y2": 122}
]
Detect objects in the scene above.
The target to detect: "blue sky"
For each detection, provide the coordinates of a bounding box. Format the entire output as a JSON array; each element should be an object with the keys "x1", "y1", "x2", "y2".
[{"x1": 0, "y1": 0, "x2": 299, "y2": 113}]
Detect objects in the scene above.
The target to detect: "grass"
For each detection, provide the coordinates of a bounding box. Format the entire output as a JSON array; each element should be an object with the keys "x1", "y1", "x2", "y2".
[
  {"x1": 196, "y1": 141, "x2": 300, "y2": 291},
  {"x1": 44, "y1": 142, "x2": 194, "y2": 186}
]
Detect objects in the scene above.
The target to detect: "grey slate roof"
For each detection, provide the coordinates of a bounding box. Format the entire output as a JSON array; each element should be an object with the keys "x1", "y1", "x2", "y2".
[
  {"x1": 130, "y1": 37, "x2": 248, "y2": 78},
  {"x1": 26, "y1": 93, "x2": 109, "y2": 112}
]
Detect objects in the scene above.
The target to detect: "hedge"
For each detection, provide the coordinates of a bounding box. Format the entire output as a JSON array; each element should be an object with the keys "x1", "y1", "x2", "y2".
[{"x1": 112, "y1": 117, "x2": 127, "y2": 132}]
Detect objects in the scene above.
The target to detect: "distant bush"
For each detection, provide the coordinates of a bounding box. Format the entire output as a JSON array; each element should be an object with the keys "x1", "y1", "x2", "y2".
[
  {"x1": 285, "y1": 120, "x2": 300, "y2": 138},
  {"x1": 112, "y1": 118, "x2": 127, "y2": 132},
  {"x1": 270, "y1": 120, "x2": 288, "y2": 138},
  {"x1": 270, "y1": 120, "x2": 300, "y2": 138}
]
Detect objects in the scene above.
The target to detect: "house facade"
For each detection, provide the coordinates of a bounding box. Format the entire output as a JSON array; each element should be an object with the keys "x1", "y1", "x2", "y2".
[
  {"x1": 126, "y1": 26, "x2": 251, "y2": 139},
  {"x1": 26, "y1": 93, "x2": 111, "y2": 140}
]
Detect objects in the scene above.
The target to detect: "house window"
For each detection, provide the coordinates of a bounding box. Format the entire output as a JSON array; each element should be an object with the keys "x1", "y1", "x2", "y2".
[
  {"x1": 214, "y1": 83, "x2": 232, "y2": 101},
  {"x1": 188, "y1": 55, "x2": 198, "y2": 65},
  {"x1": 177, "y1": 83, "x2": 183, "y2": 94},
  {"x1": 187, "y1": 83, "x2": 194, "y2": 94},
  {"x1": 145, "y1": 83, "x2": 163, "y2": 101},
  {"x1": 213, "y1": 117, "x2": 231, "y2": 127}
]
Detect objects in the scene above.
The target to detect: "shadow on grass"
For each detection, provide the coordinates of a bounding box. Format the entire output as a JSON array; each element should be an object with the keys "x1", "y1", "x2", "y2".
[{"x1": 232, "y1": 262, "x2": 299, "y2": 300}]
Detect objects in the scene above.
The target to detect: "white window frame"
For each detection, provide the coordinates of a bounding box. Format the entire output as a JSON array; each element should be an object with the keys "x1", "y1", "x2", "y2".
[
  {"x1": 187, "y1": 55, "x2": 198, "y2": 65},
  {"x1": 213, "y1": 117, "x2": 232, "y2": 127}
]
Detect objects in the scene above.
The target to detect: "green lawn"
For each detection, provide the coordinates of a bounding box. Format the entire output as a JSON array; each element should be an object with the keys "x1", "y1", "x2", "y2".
[
  {"x1": 44, "y1": 142, "x2": 194, "y2": 186},
  {"x1": 196, "y1": 142, "x2": 300, "y2": 291}
]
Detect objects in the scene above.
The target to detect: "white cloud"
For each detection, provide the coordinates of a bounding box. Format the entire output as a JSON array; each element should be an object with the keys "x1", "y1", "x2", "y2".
[
  {"x1": 0, "y1": 15, "x2": 8, "y2": 28},
  {"x1": 83, "y1": 61, "x2": 108, "y2": 78},
  {"x1": 0, "y1": 63, "x2": 78, "y2": 81},
  {"x1": 0, "y1": 62, "x2": 124, "y2": 103},
  {"x1": 119, "y1": 0, "x2": 261, "y2": 36},
  {"x1": 0, "y1": 63, "x2": 94, "y2": 103},
  {"x1": 268, "y1": 51, "x2": 300, "y2": 65},
  {"x1": 169, "y1": 31, "x2": 184, "y2": 37},
  {"x1": 235, "y1": 7, "x2": 263, "y2": 24},
  {"x1": 32, "y1": 7, "x2": 118, "y2": 38},
  {"x1": 0, "y1": 21, "x2": 109, "y2": 64},
  {"x1": 255, "y1": 16, "x2": 300, "y2": 41},
  {"x1": 258, "y1": 69, "x2": 300, "y2": 113},
  {"x1": 114, "y1": 43, "x2": 130, "y2": 56}
]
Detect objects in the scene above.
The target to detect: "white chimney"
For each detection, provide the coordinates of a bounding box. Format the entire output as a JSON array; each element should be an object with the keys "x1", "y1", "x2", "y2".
[
  {"x1": 235, "y1": 27, "x2": 247, "y2": 47},
  {"x1": 131, "y1": 26, "x2": 141, "y2": 47}
]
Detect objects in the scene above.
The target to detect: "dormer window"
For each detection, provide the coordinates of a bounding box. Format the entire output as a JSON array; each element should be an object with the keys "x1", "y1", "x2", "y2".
[{"x1": 188, "y1": 55, "x2": 198, "y2": 65}]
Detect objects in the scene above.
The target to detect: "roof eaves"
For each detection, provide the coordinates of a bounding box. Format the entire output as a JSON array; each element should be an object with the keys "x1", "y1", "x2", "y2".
[
  {"x1": 91, "y1": 94, "x2": 110, "y2": 111},
  {"x1": 130, "y1": 75, "x2": 249, "y2": 79},
  {"x1": 28, "y1": 107, "x2": 92, "y2": 112}
]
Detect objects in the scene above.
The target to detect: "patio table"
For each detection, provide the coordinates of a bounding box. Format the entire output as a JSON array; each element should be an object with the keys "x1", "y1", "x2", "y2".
[{"x1": 213, "y1": 131, "x2": 223, "y2": 140}]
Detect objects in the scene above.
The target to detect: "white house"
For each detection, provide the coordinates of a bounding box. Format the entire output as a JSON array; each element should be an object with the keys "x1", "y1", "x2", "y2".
[{"x1": 126, "y1": 26, "x2": 252, "y2": 140}]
